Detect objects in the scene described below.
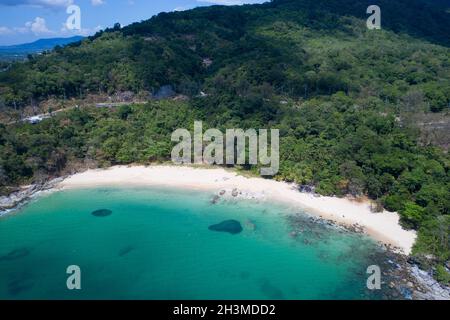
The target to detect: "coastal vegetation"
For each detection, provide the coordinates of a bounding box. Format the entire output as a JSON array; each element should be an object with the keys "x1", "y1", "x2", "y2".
[{"x1": 0, "y1": 0, "x2": 449, "y2": 282}]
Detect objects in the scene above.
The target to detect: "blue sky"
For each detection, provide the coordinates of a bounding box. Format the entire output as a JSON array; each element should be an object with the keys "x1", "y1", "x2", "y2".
[{"x1": 0, "y1": 0, "x2": 267, "y2": 46}]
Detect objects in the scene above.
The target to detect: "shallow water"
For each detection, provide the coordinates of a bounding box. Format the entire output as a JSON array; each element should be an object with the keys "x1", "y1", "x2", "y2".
[{"x1": 0, "y1": 187, "x2": 388, "y2": 299}]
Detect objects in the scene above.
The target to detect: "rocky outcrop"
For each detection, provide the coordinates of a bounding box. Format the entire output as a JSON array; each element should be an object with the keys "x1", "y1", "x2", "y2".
[
  {"x1": 409, "y1": 265, "x2": 450, "y2": 300},
  {"x1": 0, "y1": 177, "x2": 65, "y2": 214}
]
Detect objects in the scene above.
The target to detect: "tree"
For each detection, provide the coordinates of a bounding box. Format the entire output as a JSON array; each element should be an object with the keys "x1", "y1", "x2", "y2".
[
  {"x1": 401, "y1": 201, "x2": 425, "y2": 229},
  {"x1": 118, "y1": 105, "x2": 133, "y2": 120},
  {"x1": 339, "y1": 161, "x2": 365, "y2": 196}
]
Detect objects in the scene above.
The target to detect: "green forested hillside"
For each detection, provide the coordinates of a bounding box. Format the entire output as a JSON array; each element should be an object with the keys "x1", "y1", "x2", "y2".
[
  {"x1": 0, "y1": 0, "x2": 449, "y2": 281},
  {"x1": 0, "y1": 0, "x2": 449, "y2": 108}
]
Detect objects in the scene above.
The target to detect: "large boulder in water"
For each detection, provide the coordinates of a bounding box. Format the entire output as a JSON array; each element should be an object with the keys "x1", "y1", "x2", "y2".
[{"x1": 209, "y1": 220, "x2": 243, "y2": 234}]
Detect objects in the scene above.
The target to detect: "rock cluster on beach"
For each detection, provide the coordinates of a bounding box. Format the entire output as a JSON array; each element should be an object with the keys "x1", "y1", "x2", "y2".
[
  {"x1": 0, "y1": 177, "x2": 65, "y2": 214},
  {"x1": 209, "y1": 188, "x2": 266, "y2": 205}
]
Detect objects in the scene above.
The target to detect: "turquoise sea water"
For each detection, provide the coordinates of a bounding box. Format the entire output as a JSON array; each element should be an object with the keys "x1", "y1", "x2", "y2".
[{"x1": 0, "y1": 187, "x2": 388, "y2": 300}]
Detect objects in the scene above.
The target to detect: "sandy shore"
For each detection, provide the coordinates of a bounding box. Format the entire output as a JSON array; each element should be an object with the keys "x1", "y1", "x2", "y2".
[{"x1": 58, "y1": 165, "x2": 417, "y2": 255}]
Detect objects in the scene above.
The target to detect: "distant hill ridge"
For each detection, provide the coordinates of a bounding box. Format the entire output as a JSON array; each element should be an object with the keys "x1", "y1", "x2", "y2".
[{"x1": 0, "y1": 36, "x2": 84, "y2": 60}]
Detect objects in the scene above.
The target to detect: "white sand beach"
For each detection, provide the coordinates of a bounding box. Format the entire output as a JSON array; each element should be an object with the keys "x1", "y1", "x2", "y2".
[{"x1": 58, "y1": 165, "x2": 417, "y2": 255}]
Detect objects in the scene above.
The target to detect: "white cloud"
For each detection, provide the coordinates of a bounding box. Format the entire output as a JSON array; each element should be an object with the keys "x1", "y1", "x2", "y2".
[
  {"x1": 0, "y1": 26, "x2": 13, "y2": 35},
  {"x1": 25, "y1": 17, "x2": 54, "y2": 35},
  {"x1": 0, "y1": 0, "x2": 73, "y2": 8},
  {"x1": 3, "y1": 17, "x2": 58, "y2": 36},
  {"x1": 0, "y1": 16, "x2": 103, "y2": 39},
  {"x1": 91, "y1": 0, "x2": 105, "y2": 6}
]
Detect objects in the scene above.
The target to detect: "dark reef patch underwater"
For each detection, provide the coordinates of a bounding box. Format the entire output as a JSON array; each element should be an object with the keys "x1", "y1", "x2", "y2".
[
  {"x1": 0, "y1": 248, "x2": 31, "y2": 262},
  {"x1": 208, "y1": 220, "x2": 243, "y2": 234},
  {"x1": 7, "y1": 278, "x2": 34, "y2": 296},
  {"x1": 91, "y1": 209, "x2": 113, "y2": 217},
  {"x1": 118, "y1": 245, "x2": 135, "y2": 257}
]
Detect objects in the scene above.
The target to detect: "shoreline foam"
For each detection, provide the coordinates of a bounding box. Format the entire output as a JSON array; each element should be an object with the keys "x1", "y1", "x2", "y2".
[{"x1": 57, "y1": 165, "x2": 417, "y2": 255}]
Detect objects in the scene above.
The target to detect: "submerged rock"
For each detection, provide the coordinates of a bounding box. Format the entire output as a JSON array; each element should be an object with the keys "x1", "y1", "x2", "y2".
[
  {"x1": 209, "y1": 220, "x2": 243, "y2": 234},
  {"x1": 0, "y1": 248, "x2": 31, "y2": 262},
  {"x1": 91, "y1": 209, "x2": 112, "y2": 217},
  {"x1": 118, "y1": 245, "x2": 134, "y2": 257},
  {"x1": 8, "y1": 278, "x2": 34, "y2": 296},
  {"x1": 289, "y1": 231, "x2": 298, "y2": 238},
  {"x1": 244, "y1": 219, "x2": 256, "y2": 231},
  {"x1": 211, "y1": 195, "x2": 220, "y2": 205},
  {"x1": 260, "y1": 279, "x2": 285, "y2": 299},
  {"x1": 399, "y1": 286, "x2": 413, "y2": 300}
]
